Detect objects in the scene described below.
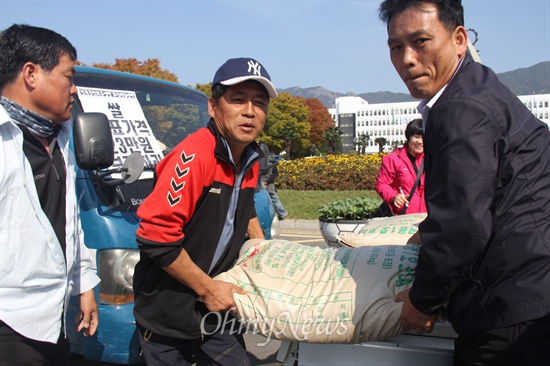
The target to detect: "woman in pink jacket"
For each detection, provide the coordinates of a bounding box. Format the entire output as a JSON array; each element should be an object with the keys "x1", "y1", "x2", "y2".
[{"x1": 375, "y1": 119, "x2": 426, "y2": 215}]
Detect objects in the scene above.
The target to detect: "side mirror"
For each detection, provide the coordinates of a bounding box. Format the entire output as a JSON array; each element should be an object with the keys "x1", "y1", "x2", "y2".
[
  {"x1": 72, "y1": 112, "x2": 145, "y2": 209},
  {"x1": 73, "y1": 112, "x2": 114, "y2": 170}
]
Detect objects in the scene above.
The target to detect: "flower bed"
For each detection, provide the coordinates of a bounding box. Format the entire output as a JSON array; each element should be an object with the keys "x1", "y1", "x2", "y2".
[{"x1": 277, "y1": 154, "x2": 385, "y2": 191}]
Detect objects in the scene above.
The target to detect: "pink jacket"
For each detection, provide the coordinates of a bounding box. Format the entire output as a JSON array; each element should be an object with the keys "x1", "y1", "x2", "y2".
[{"x1": 375, "y1": 145, "x2": 426, "y2": 215}]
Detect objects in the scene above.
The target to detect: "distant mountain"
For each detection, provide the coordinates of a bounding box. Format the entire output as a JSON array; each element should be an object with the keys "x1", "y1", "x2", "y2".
[
  {"x1": 277, "y1": 86, "x2": 357, "y2": 108},
  {"x1": 356, "y1": 91, "x2": 415, "y2": 105},
  {"x1": 497, "y1": 61, "x2": 549, "y2": 95},
  {"x1": 276, "y1": 86, "x2": 415, "y2": 109},
  {"x1": 278, "y1": 61, "x2": 550, "y2": 108}
]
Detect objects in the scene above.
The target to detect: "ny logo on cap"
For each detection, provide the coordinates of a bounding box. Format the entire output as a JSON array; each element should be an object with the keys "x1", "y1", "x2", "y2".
[{"x1": 247, "y1": 60, "x2": 262, "y2": 76}]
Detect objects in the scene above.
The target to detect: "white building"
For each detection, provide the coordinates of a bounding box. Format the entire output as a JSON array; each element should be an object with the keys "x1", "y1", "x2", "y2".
[{"x1": 328, "y1": 94, "x2": 550, "y2": 154}]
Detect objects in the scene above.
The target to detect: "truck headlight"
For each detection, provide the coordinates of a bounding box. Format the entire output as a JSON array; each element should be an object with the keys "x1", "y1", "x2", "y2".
[{"x1": 98, "y1": 249, "x2": 140, "y2": 304}]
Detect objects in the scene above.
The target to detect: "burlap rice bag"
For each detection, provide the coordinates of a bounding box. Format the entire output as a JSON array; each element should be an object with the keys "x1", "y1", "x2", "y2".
[
  {"x1": 214, "y1": 239, "x2": 419, "y2": 343},
  {"x1": 338, "y1": 213, "x2": 426, "y2": 247}
]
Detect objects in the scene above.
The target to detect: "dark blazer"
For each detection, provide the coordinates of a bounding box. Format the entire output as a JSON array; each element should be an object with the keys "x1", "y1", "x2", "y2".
[{"x1": 410, "y1": 53, "x2": 550, "y2": 337}]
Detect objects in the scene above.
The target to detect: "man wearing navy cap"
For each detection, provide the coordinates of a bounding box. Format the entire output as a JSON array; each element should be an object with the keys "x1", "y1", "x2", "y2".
[{"x1": 133, "y1": 57, "x2": 277, "y2": 365}]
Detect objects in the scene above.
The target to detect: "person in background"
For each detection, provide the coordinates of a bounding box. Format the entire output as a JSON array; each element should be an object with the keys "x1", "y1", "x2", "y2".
[
  {"x1": 258, "y1": 141, "x2": 288, "y2": 220},
  {"x1": 0, "y1": 24, "x2": 100, "y2": 366},
  {"x1": 379, "y1": 1, "x2": 550, "y2": 365},
  {"x1": 375, "y1": 118, "x2": 425, "y2": 215},
  {"x1": 133, "y1": 57, "x2": 277, "y2": 366}
]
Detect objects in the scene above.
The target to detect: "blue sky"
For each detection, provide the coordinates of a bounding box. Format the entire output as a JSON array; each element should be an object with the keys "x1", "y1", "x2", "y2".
[{"x1": 1, "y1": 0, "x2": 548, "y2": 94}]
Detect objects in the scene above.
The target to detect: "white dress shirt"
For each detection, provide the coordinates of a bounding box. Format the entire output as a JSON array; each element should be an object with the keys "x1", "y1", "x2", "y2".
[{"x1": 0, "y1": 106, "x2": 100, "y2": 343}]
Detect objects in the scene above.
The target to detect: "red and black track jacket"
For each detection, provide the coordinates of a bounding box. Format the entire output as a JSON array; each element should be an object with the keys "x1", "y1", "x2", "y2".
[{"x1": 133, "y1": 119, "x2": 260, "y2": 339}]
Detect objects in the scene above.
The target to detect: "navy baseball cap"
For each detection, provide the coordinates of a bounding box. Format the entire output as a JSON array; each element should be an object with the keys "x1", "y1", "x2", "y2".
[{"x1": 212, "y1": 57, "x2": 278, "y2": 99}]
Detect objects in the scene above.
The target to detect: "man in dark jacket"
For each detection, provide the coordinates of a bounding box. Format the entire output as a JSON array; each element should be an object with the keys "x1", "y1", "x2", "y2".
[
  {"x1": 379, "y1": 1, "x2": 550, "y2": 365},
  {"x1": 133, "y1": 57, "x2": 277, "y2": 366}
]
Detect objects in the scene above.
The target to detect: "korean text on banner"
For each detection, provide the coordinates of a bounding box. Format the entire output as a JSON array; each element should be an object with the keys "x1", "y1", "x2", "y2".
[{"x1": 77, "y1": 87, "x2": 164, "y2": 169}]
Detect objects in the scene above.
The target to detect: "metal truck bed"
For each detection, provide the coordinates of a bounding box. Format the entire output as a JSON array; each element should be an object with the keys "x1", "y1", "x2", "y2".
[{"x1": 277, "y1": 322, "x2": 456, "y2": 365}]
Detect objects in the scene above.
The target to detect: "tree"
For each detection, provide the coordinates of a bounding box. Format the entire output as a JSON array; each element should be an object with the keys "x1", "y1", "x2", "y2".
[
  {"x1": 279, "y1": 129, "x2": 299, "y2": 158},
  {"x1": 262, "y1": 93, "x2": 310, "y2": 159},
  {"x1": 91, "y1": 58, "x2": 178, "y2": 82},
  {"x1": 323, "y1": 126, "x2": 343, "y2": 154},
  {"x1": 375, "y1": 137, "x2": 388, "y2": 153},
  {"x1": 354, "y1": 133, "x2": 370, "y2": 154},
  {"x1": 309, "y1": 143, "x2": 320, "y2": 156},
  {"x1": 300, "y1": 97, "x2": 335, "y2": 147},
  {"x1": 390, "y1": 140, "x2": 402, "y2": 151},
  {"x1": 193, "y1": 83, "x2": 212, "y2": 97}
]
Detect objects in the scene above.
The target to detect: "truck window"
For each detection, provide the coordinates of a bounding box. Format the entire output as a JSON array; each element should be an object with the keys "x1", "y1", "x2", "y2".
[
  {"x1": 73, "y1": 71, "x2": 210, "y2": 154},
  {"x1": 73, "y1": 70, "x2": 210, "y2": 212}
]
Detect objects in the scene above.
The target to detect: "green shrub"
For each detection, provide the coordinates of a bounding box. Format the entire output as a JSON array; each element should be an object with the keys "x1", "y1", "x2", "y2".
[{"x1": 318, "y1": 196, "x2": 382, "y2": 220}]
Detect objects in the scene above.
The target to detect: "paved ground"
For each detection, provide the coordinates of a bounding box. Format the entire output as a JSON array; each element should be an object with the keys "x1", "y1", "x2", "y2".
[{"x1": 244, "y1": 333, "x2": 283, "y2": 365}]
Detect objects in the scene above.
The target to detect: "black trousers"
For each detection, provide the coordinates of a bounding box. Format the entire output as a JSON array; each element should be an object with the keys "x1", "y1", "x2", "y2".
[
  {"x1": 453, "y1": 315, "x2": 550, "y2": 366},
  {"x1": 138, "y1": 323, "x2": 252, "y2": 366},
  {"x1": 0, "y1": 321, "x2": 70, "y2": 366}
]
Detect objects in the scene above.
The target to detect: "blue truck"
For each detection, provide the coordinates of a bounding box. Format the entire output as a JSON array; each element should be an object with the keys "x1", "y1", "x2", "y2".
[{"x1": 66, "y1": 66, "x2": 279, "y2": 364}]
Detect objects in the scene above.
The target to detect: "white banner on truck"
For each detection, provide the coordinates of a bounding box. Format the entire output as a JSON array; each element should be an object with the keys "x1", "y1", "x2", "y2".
[{"x1": 77, "y1": 87, "x2": 164, "y2": 170}]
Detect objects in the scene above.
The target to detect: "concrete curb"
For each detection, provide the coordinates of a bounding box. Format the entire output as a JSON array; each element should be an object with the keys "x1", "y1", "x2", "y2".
[{"x1": 279, "y1": 219, "x2": 321, "y2": 235}]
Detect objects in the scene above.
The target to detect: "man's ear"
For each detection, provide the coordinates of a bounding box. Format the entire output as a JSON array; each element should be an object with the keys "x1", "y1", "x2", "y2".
[
  {"x1": 207, "y1": 97, "x2": 216, "y2": 118},
  {"x1": 453, "y1": 26, "x2": 469, "y2": 57},
  {"x1": 22, "y1": 62, "x2": 39, "y2": 88}
]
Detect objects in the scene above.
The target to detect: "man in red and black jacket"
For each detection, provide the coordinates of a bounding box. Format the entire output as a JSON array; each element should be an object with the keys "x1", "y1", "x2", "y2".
[{"x1": 133, "y1": 58, "x2": 277, "y2": 366}]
